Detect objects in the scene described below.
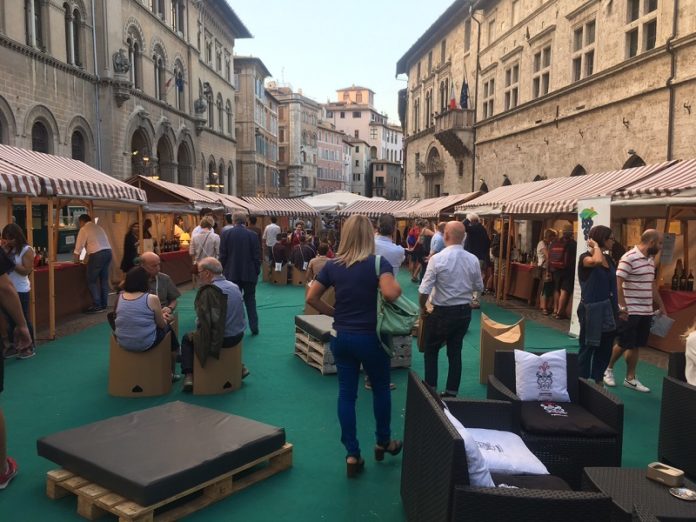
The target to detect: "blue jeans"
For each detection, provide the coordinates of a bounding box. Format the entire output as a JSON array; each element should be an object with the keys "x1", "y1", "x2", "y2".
[
  {"x1": 330, "y1": 331, "x2": 392, "y2": 457},
  {"x1": 86, "y1": 249, "x2": 112, "y2": 308},
  {"x1": 577, "y1": 303, "x2": 614, "y2": 382}
]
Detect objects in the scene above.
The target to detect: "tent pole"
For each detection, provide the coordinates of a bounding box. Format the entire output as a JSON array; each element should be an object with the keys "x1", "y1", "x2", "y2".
[
  {"x1": 496, "y1": 219, "x2": 504, "y2": 300},
  {"x1": 502, "y1": 216, "x2": 514, "y2": 301},
  {"x1": 683, "y1": 219, "x2": 689, "y2": 274},
  {"x1": 137, "y1": 206, "x2": 144, "y2": 255},
  {"x1": 48, "y1": 198, "x2": 56, "y2": 339},
  {"x1": 25, "y1": 196, "x2": 36, "y2": 338},
  {"x1": 657, "y1": 206, "x2": 673, "y2": 284}
]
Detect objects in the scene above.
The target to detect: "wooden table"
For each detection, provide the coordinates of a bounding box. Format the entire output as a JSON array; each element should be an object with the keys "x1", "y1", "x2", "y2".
[
  {"x1": 34, "y1": 263, "x2": 92, "y2": 329},
  {"x1": 159, "y1": 249, "x2": 192, "y2": 286}
]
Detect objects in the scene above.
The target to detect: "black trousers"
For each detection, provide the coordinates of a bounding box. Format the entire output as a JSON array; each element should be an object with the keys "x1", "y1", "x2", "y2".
[
  {"x1": 233, "y1": 280, "x2": 258, "y2": 332},
  {"x1": 423, "y1": 304, "x2": 472, "y2": 393}
]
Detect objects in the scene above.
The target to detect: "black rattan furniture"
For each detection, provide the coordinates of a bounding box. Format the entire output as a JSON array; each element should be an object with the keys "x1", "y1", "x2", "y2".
[
  {"x1": 487, "y1": 351, "x2": 624, "y2": 488},
  {"x1": 583, "y1": 467, "x2": 696, "y2": 521},
  {"x1": 401, "y1": 371, "x2": 612, "y2": 522},
  {"x1": 659, "y1": 353, "x2": 696, "y2": 480}
]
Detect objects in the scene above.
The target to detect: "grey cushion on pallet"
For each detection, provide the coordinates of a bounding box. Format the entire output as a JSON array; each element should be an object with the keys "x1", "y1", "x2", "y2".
[
  {"x1": 294, "y1": 314, "x2": 334, "y2": 342},
  {"x1": 37, "y1": 401, "x2": 286, "y2": 506}
]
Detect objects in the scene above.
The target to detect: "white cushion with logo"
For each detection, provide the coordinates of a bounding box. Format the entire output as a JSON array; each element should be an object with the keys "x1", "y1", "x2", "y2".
[
  {"x1": 514, "y1": 349, "x2": 570, "y2": 402},
  {"x1": 443, "y1": 408, "x2": 495, "y2": 487},
  {"x1": 468, "y1": 428, "x2": 549, "y2": 475}
]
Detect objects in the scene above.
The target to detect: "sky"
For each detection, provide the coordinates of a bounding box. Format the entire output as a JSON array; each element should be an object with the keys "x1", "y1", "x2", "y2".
[{"x1": 232, "y1": 0, "x2": 457, "y2": 126}]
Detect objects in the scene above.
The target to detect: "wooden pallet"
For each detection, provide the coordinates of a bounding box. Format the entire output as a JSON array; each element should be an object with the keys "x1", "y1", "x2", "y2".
[{"x1": 46, "y1": 443, "x2": 293, "y2": 522}]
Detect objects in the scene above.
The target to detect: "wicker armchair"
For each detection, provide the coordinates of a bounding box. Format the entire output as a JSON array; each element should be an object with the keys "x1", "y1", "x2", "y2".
[
  {"x1": 401, "y1": 371, "x2": 612, "y2": 522},
  {"x1": 487, "y1": 351, "x2": 624, "y2": 488},
  {"x1": 658, "y1": 352, "x2": 696, "y2": 479}
]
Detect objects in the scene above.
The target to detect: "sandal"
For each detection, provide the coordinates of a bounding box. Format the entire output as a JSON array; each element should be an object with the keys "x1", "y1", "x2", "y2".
[
  {"x1": 374, "y1": 440, "x2": 403, "y2": 461},
  {"x1": 346, "y1": 455, "x2": 365, "y2": 478},
  {"x1": 541, "y1": 309, "x2": 550, "y2": 316}
]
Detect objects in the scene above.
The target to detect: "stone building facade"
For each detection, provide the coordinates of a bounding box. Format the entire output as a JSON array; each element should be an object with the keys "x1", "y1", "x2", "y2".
[
  {"x1": 234, "y1": 56, "x2": 279, "y2": 196},
  {"x1": 397, "y1": 1, "x2": 478, "y2": 199},
  {"x1": 345, "y1": 136, "x2": 371, "y2": 195},
  {"x1": 0, "y1": 0, "x2": 251, "y2": 194},
  {"x1": 268, "y1": 85, "x2": 321, "y2": 197},
  {"x1": 317, "y1": 121, "x2": 348, "y2": 193},
  {"x1": 372, "y1": 160, "x2": 404, "y2": 200},
  {"x1": 397, "y1": 0, "x2": 696, "y2": 195}
]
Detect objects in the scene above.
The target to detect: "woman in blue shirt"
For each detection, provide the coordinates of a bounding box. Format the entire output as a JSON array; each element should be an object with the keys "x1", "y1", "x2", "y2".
[
  {"x1": 307, "y1": 215, "x2": 402, "y2": 478},
  {"x1": 577, "y1": 225, "x2": 618, "y2": 383}
]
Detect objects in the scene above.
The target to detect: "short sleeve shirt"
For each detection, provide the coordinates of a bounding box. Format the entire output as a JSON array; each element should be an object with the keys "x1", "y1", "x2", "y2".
[
  {"x1": 616, "y1": 246, "x2": 655, "y2": 315},
  {"x1": 316, "y1": 255, "x2": 392, "y2": 334},
  {"x1": 149, "y1": 273, "x2": 181, "y2": 307}
]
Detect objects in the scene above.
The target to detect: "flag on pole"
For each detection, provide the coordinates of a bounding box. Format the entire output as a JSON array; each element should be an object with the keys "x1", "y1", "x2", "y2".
[
  {"x1": 460, "y1": 82, "x2": 470, "y2": 109},
  {"x1": 449, "y1": 81, "x2": 458, "y2": 110},
  {"x1": 165, "y1": 76, "x2": 174, "y2": 92}
]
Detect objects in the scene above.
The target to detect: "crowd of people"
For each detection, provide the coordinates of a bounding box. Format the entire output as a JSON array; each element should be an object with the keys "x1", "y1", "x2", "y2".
[{"x1": 2, "y1": 206, "x2": 696, "y2": 491}]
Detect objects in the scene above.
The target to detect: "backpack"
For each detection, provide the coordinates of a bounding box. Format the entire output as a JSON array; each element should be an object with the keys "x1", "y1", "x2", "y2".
[{"x1": 548, "y1": 239, "x2": 569, "y2": 270}]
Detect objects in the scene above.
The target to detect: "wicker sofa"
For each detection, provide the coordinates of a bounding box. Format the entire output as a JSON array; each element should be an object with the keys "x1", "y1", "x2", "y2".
[
  {"x1": 658, "y1": 352, "x2": 696, "y2": 479},
  {"x1": 487, "y1": 351, "x2": 624, "y2": 488},
  {"x1": 401, "y1": 371, "x2": 612, "y2": 522}
]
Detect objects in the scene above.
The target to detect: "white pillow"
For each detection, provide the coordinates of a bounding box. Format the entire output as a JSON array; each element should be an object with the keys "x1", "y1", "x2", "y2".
[
  {"x1": 514, "y1": 349, "x2": 570, "y2": 402},
  {"x1": 443, "y1": 409, "x2": 495, "y2": 487},
  {"x1": 468, "y1": 428, "x2": 549, "y2": 476}
]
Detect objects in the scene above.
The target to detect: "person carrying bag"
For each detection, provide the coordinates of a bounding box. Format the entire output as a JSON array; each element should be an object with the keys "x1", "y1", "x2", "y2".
[{"x1": 375, "y1": 255, "x2": 419, "y2": 355}]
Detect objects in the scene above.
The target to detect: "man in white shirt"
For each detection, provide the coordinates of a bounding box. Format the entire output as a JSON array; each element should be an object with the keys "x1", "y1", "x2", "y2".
[
  {"x1": 262, "y1": 216, "x2": 281, "y2": 262},
  {"x1": 418, "y1": 221, "x2": 483, "y2": 397},
  {"x1": 374, "y1": 214, "x2": 405, "y2": 276},
  {"x1": 73, "y1": 214, "x2": 113, "y2": 313},
  {"x1": 191, "y1": 208, "x2": 214, "y2": 236},
  {"x1": 429, "y1": 222, "x2": 446, "y2": 257}
]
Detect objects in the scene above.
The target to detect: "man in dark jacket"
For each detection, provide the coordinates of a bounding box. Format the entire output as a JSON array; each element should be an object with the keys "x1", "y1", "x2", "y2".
[
  {"x1": 219, "y1": 212, "x2": 261, "y2": 335},
  {"x1": 463, "y1": 213, "x2": 491, "y2": 306}
]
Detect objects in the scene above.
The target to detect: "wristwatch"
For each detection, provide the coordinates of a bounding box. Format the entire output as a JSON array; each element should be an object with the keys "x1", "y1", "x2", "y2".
[{"x1": 618, "y1": 305, "x2": 628, "y2": 313}]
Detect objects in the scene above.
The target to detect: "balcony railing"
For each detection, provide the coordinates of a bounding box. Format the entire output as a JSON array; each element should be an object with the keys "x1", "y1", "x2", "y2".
[{"x1": 434, "y1": 108, "x2": 474, "y2": 134}]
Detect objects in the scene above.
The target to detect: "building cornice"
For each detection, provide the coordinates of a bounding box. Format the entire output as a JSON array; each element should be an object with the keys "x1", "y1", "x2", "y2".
[
  {"x1": 0, "y1": 34, "x2": 97, "y2": 82},
  {"x1": 528, "y1": 24, "x2": 556, "y2": 46},
  {"x1": 565, "y1": 0, "x2": 600, "y2": 21},
  {"x1": 500, "y1": 45, "x2": 523, "y2": 63}
]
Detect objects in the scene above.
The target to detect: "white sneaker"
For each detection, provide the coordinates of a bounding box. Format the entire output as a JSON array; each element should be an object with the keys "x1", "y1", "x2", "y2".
[
  {"x1": 603, "y1": 368, "x2": 616, "y2": 387},
  {"x1": 623, "y1": 378, "x2": 650, "y2": 393}
]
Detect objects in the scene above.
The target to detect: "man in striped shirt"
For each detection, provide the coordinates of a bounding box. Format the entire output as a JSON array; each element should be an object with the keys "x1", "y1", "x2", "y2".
[{"x1": 604, "y1": 229, "x2": 666, "y2": 392}]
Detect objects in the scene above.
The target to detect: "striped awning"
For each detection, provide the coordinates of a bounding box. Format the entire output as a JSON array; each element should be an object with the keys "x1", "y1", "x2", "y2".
[
  {"x1": 338, "y1": 199, "x2": 418, "y2": 218},
  {"x1": 614, "y1": 158, "x2": 696, "y2": 199},
  {"x1": 505, "y1": 161, "x2": 675, "y2": 215},
  {"x1": 216, "y1": 193, "x2": 253, "y2": 214},
  {"x1": 455, "y1": 180, "x2": 557, "y2": 216},
  {"x1": 403, "y1": 193, "x2": 481, "y2": 218},
  {"x1": 0, "y1": 145, "x2": 146, "y2": 204},
  {"x1": 130, "y1": 176, "x2": 221, "y2": 206},
  {"x1": 0, "y1": 157, "x2": 41, "y2": 196},
  {"x1": 242, "y1": 197, "x2": 319, "y2": 217}
]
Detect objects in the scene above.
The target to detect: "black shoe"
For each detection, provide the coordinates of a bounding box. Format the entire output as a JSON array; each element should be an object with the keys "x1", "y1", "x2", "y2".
[
  {"x1": 242, "y1": 366, "x2": 250, "y2": 379},
  {"x1": 251, "y1": 328, "x2": 259, "y2": 336},
  {"x1": 85, "y1": 306, "x2": 102, "y2": 314},
  {"x1": 439, "y1": 391, "x2": 457, "y2": 398}
]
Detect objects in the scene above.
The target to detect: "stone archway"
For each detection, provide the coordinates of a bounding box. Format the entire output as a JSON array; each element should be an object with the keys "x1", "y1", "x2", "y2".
[
  {"x1": 227, "y1": 163, "x2": 235, "y2": 195},
  {"x1": 570, "y1": 165, "x2": 587, "y2": 176},
  {"x1": 177, "y1": 142, "x2": 192, "y2": 186},
  {"x1": 130, "y1": 128, "x2": 152, "y2": 176},
  {"x1": 424, "y1": 146, "x2": 444, "y2": 197},
  {"x1": 623, "y1": 154, "x2": 646, "y2": 169},
  {"x1": 156, "y1": 135, "x2": 175, "y2": 181}
]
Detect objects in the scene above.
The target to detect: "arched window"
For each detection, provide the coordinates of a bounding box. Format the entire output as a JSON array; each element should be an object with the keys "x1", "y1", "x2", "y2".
[
  {"x1": 217, "y1": 94, "x2": 223, "y2": 132},
  {"x1": 502, "y1": 174, "x2": 512, "y2": 186},
  {"x1": 206, "y1": 87, "x2": 214, "y2": 128},
  {"x1": 31, "y1": 121, "x2": 50, "y2": 153},
  {"x1": 127, "y1": 34, "x2": 142, "y2": 89},
  {"x1": 152, "y1": 46, "x2": 166, "y2": 101},
  {"x1": 425, "y1": 91, "x2": 432, "y2": 128},
  {"x1": 622, "y1": 154, "x2": 646, "y2": 169},
  {"x1": 570, "y1": 165, "x2": 587, "y2": 176},
  {"x1": 458, "y1": 160, "x2": 464, "y2": 177},
  {"x1": 174, "y1": 61, "x2": 185, "y2": 111},
  {"x1": 439, "y1": 81, "x2": 446, "y2": 112},
  {"x1": 71, "y1": 130, "x2": 85, "y2": 161},
  {"x1": 225, "y1": 99, "x2": 232, "y2": 134},
  {"x1": 26, "y1": 0, "x2": 44, "y2": 49},
  {"x1": 73, "y1": 9, "x2": 81, "y2": 65}
]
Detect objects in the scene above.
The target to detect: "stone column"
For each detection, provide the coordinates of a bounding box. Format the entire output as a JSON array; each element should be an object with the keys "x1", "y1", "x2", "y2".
[{"x1": 66, "y1": 11, "x2": 74, "y2": 64}]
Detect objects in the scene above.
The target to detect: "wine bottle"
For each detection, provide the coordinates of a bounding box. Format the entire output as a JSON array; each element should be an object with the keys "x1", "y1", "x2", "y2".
[
  {"x1": 672, "y1": 270, "x2": 680, "y2": 291},
  {"x1": 680, "y1": 271, "x2": 688, "y2": 291},
  {"x1": 688, "y1": 270, "x2": 694, "y2": 292}
]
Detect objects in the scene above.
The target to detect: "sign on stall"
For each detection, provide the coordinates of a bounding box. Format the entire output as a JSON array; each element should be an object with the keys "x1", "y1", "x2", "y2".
[
  {"x1": 569, "y1": 197, "x2": 612, "y2": 337},
  {"x1": 660, "y1": 233, "x2": 676, "y2": 265}
]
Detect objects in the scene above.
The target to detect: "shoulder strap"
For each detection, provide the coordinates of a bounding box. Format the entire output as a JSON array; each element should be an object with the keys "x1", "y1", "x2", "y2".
[{"x1": 375, "y1": 254, "x2": 381, "y2": 277}]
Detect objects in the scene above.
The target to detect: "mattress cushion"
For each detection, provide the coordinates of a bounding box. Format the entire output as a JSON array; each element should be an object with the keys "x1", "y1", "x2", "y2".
[{"x1": 294, "y1": 314, "x2": 334, "y2": 342}]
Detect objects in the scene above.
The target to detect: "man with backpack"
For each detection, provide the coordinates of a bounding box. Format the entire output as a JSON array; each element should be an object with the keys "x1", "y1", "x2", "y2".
[{"x1": 548, "y1": 223, "x2": 577, "y2": 319}]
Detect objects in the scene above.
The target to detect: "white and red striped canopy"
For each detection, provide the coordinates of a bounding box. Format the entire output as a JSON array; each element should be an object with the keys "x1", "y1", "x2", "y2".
[
  {"x1": 505, "y1": 161, "x2": 675, "y2": 215},
  {"x1": 338, "y1": 199, "x2": 419, "y2": 218},
  {"x1": 0, "y1": 145, "x2": 146, "y2": 204},
  {"x1": 401, "y1": 193, "x2": 481, "y2": 219},
  {"x1": 242, "y1": 197, "x2": 319, "y2": 218},
  {"x1": 614, "y1": 158, "x2": 696, "y2": 199}
]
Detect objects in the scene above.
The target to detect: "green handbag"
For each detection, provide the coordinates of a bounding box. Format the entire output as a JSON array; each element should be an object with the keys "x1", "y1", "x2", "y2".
[{"x1": 375, "y1": 255, "x2": 419, "y2": 356}]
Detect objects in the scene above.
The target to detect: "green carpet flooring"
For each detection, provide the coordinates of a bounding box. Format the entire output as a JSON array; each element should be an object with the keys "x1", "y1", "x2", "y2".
[{"x1": 0, "y1": 271, "x2": 665, "y2": 521}]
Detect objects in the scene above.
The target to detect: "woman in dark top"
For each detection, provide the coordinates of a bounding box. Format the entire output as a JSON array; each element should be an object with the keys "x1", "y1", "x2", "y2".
[
  {"x1": 306, "y1": 215, "x2": 402, "y2": 478},
  {"x1": 577, "y1": 225, "x2": 618, "y2": 383},
  {"x1": 120, "y1": 222, "x2": 139, "y2": 274}
]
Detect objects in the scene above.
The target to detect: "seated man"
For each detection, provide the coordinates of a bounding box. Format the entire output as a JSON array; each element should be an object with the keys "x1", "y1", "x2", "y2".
[
  {"x1": 139, "y1": 252, "x2": 180, "y2": 323},
  {"x1": 180, "y1": 257, "x2": 247, "y2": 391},
  {"x1": 271, "y1": 234, "x2": 289, "y2": 267},
  {"x1": 289, "y1": 235, "x2": 316, "y2": 272}
]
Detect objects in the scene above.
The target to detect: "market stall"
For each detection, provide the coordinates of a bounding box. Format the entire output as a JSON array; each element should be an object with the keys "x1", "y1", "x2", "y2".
[
  {"x1": 0, "y1": 144, "x2": 147, "y2": 338},
  {"x1": 337, "y1": 199, "x2": 418, "y2": 219},
  {"x1": 241, "y1": 196, "x2": 320, "y2": 233},
  {"x1": 302, "y1": 191, "x2": 370, "y2": 214},
  {"x1": 398, "y1": 193, "x2": 481, "y2": 221}
]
